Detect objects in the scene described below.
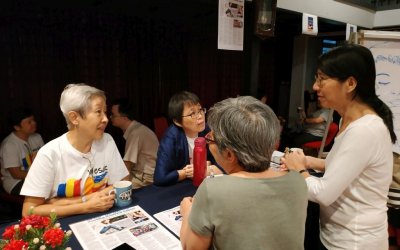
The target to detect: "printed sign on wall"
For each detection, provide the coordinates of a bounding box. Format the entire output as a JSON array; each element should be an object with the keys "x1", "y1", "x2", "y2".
[
  {"x1": 302, "y1": 13, "x2": 318, "y2": 36},
  {"x1": 218, "y1": 0, "x2": 245, "y2": 51},
  {"x1": 346, "y1": 24, "x2": 357, "y2": 41}
]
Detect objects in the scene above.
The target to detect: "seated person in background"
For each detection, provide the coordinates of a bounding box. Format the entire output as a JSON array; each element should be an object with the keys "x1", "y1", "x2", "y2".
[
  {"x1": 180, "y1": 96, "x2": 308, "y2": 250},
  {"x1": 0, "y1": 107, "x2": 44, "y2": 195},
  {"x1": 154, "y1": 91, "x2": 223, "y2": 186},
  {"x1": 20, "y1": 83, "x2": 129, "y2": 217},
  {"x1": 110, "y1": 98, "x2": 159, "y2": 189},
  {"x1": 291, "y1": 101, "x2": 331, "y2": 148}
]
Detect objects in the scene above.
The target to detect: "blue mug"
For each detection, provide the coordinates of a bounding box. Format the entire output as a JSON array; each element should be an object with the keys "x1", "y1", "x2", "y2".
[{"x1": 109, "y1": 180, "x2": 133, "y2": 207}]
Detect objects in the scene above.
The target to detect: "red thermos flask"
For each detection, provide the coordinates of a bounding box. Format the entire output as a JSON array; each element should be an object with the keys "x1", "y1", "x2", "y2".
[{"x1": 193, "y1": 137, "x2": 207, "y2": 187}]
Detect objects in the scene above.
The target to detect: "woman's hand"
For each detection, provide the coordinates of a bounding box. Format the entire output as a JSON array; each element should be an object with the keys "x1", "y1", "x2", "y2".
[
  {"x1": 182, "y1": 164, "x2": 194, "y2": 179},
  {"x1": 180, "y1": 197, "x2": 193, "y2": 218},
  {"x1": 178, "y1": 165, "x2": 194, "y2": 181},
  {"x1": 281, "y1": 149, "x2": 307, "y2": 172},
  {"x1": 85, "y1": 189, "x2": 115, "y2": 213}
]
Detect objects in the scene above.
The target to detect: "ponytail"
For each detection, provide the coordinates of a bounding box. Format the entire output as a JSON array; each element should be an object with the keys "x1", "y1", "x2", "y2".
[{"x1": 367, "y1": 97, "x2": 397, "y2": 143}]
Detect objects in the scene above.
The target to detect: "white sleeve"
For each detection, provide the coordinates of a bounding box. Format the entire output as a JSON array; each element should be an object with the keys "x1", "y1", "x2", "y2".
[
  {"x1": 1, "y1": 141, "x2": 21, "y2": 168},
  {"x1": 35, "y1": 134, "x2": 45, "y2": 148},
  {"x1": 21, "y1": 149, "x2": 55, "y2": 199},
  {"x1": 305, "y1": 125, "x2": 376, "y2": 206}
]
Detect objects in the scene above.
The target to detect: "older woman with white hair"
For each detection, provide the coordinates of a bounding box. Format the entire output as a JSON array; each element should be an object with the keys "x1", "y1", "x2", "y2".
[
  {"x1": 21, "y1": 83, "x2": 129, "y2": 217},
  {"x1": 179, "y1": 96, "x2": 308, "y2": 250}
]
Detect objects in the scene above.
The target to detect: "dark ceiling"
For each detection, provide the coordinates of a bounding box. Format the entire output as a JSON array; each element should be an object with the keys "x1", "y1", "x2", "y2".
[
  {"x1": 2, "y1": 0, "x2": 389, "y2": 38},
  {"x1": 0, "y1": 0, "x2": 217, "y2": 22}
]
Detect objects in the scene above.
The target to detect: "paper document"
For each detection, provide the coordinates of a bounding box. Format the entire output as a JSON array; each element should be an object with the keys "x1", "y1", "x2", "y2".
[
  {"x1": 70, "y1": 205, "x2": 181, "y2": 250},
  {"x1": 154, "y1": 206, "x2": 183, "y2": 237}
]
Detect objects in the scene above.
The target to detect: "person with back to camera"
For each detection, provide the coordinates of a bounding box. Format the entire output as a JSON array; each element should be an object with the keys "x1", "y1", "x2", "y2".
[
  {"x1": 20, "y1": 83, "x2": 129, "y2": 217},
  {"x1": 110, "y1": 98, "x2": 159, "y2": 189},
  {"x1": 154, "y1": 91, "x2": 224, "y2": 186},
  {"x1": 282, "y1": 44, "x2": 396, "y2": 250},
  {"x1": 179, "y1": 96, "x2": 308, "y2": 250},
  {"x1": 0, "y1": 107, "x2": 44, "y2": 195}
]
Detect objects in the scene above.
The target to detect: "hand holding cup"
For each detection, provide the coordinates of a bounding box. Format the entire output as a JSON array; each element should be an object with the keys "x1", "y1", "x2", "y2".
[{"x1": 108, "y1": 180, "x2": 133, "y2": 207}]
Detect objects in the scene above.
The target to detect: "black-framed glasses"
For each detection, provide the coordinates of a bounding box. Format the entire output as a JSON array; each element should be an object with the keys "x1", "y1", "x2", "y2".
[
  {"x1": 314, "y1": 74, "x2": 331, "y2": 88},
  {"x1": 205, "y1": 132, "x2": 216, "y2": 144},
  {"x1": 182, "y1": 108, "x2": 206, "y2": 119}
]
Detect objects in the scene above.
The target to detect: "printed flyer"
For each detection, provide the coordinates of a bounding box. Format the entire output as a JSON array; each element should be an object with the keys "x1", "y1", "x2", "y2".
[{"x1": 70, "y1": 205, "x2": 181, "y2": 250}]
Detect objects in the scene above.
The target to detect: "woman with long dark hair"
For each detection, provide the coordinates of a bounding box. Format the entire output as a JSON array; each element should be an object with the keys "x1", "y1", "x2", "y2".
[{"x1": 283, "y1": 44, "x2": 396, "y2": 250}]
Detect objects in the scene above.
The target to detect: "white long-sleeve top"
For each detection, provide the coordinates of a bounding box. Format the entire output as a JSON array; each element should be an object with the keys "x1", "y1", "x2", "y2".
[{"x1": 306, "y1": 114, "x2": 393, "y2": 250}]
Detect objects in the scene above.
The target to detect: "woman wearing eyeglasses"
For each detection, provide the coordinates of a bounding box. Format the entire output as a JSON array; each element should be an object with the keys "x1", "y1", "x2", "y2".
[
  {"x1": 283, "y1": 44, "x2": 396, "y2": 250},
  {"x1": 154, "y1": 91, "x2": 223, "y2": 186},
  {"x1": 20, "y1": 84, "x2": 129, "y2": 217},
  {"x1": 179, "y1": 96, "x2": 308, "y2": 249}
]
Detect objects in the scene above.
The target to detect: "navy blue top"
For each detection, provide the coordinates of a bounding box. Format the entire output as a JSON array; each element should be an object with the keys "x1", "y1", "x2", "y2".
[{"x1": 154, "y1": 124, "x2": 221, "y2": 186}]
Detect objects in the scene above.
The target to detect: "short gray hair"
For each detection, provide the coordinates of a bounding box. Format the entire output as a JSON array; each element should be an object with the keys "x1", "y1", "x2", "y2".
[
  {"x1": 60, "y1": 83, "x2": 106, "y2": 129},
  {"x1": 207, "y1": 96, "x2": 280, "y2": 172}
]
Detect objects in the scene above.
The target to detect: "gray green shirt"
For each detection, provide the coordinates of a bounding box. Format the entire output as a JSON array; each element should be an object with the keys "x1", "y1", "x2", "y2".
[{"x1": 189, "y1": 171, "x2": 308, "y2": 250}]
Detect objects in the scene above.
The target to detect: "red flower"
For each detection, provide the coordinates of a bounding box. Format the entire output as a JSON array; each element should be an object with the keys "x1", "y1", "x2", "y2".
[
  {"x1": 20, "y1": 214, "x2": 50, "y2": 233},
  {"x1": 3, "y1": 239, "x2": 28, "y2": 250},
  {"x1": 1, "y1": 213, "x2": 71, "y2": 249},
  {"x1": 43, "y1": 228, "x2": 64, "y2": 248},
  {"x1": 2, "y1": 226, "x2": 16, "y2": 240}
]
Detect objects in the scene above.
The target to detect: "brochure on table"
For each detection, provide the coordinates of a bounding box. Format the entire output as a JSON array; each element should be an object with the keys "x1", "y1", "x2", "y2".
[
  {"x1": 154, "y1": 206, "x2": 183, "y2": 237},
  {"x1": 69, "y1": 205, "x2": 181, "y2": 250}
]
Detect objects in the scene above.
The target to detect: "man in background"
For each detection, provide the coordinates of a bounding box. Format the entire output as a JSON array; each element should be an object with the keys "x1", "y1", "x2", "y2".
[
  {"x1": 110, "y1": 98, "x2": 159, "y2": 189},
  {"x1": 0, "y1": 107, "x2": 44, "y2": 195}
]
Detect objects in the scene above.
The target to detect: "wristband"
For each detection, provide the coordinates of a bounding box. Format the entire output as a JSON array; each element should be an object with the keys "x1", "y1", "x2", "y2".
[
  {"x1": 298, "y1": 169, "x2": 308, "y2": 174},
  {"x1": 209, "y1": 165, "x2": 215, "y2": 178}
]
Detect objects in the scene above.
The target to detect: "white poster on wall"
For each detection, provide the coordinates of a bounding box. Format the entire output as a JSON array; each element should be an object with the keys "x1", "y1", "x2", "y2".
[
  {"x1": 346, "y1": 23, "x2": 357, "y2": 41},
  {"x1": 218, "y1": 0, "x2": 244, "y2": 51},
  {"x1": 302, "y1": 13, "x2": 318, "y2": 36},
  {"x1": 362, "y1": 32, "x2": 400, "y2": 153}
]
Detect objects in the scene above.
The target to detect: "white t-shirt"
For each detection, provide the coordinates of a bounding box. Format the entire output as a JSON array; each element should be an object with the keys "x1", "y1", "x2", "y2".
[
  {"x1": 21, "y1": 133, "x2": 129, "y2": 199},
  {"x1": 306, "y1": 115, "x2": 392, "y2": 250},
  {"x1": 186, "y1": 136, "x2": 196, "y2": 164},
  {"x1": 0, "y1": 132, "x2": 44, "y2": 193}
]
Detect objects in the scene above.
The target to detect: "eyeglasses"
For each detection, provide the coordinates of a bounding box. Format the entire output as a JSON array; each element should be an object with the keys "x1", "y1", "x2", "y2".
[
  {"x1": 314, "y1": 74, "x2": 331, "y2": 88},
  {"x1": 205, "y1": 132, "x2": 216, "y2": 144},
  {"x1": 182, "y1": 108, "x2": 206, "y2": 119}
]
